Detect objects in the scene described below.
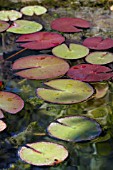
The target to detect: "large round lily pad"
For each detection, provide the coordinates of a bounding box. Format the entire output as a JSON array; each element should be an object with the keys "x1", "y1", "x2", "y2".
[
  {"x1": 12, "y1": 55, "x2": 69, "y2": 80},
  {"x1": 51, "y1": 17, "x2": 90, "y2": 32},
  {"x1": 52, "y1": 43, "x2": 89, "y2": 59},
  {"x1": 0, "y1": 120, "x2": 7, "y2": 132},
  {"x1": 0, "y1": 10, "x2": 22, "y2": 21},
  {"x1": 67, "y1": 64, "x2": 113, "y2": 82},
  {"x1": 19, "y1": 142, "x2": 68, "y2": 166},
  {"x1": 7, "y1": 20, "x2": 42, "y2": 34},
  {"x1": 16, "y1": 32, "x2": 65, "y2": 50},
  {"x1": 0, "y1": 91, "x2": 24, "y2": 114},
  {"x1": 21, "y1": 5, "x2": 47, "y2": 16},
  {"x1": 85, "y1": 52, "x2": 113, "y2": 65},
  {"x1": 0, "y1": 20, "x2": 9, "y2": 32},
  {"x1": 37, "y1": 79, "x2": 94, "y2": 104},
  {"x1": 47, "y1": 116, "x2": 102, "y2": 142}
]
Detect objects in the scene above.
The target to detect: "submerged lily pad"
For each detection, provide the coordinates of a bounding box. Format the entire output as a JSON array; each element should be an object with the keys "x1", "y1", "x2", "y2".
[
  {"x1": 19, "y1": 142, "x2": 68, "y2": 166},
  {"x1": 67, "y1": 64, "x2": 113, "y2": 82},
  {"x1": 37, "y1": 79, "x2": 94, "y2": 104},
  {"x1": 0, "y1": 120, "x2": 6, "y2": 132},
  {"x1": 47, "y1": 116, "x2": 102, "y2": 142},
  {"x1": 0, "y1": 20, "x2": 9, "y2": 32},
  {"x1": 7, "y1": 20, "x2": 42, "y2": 34},
  {"x1": 12, "y1": 55, "x2": 69, "y2": 80},
  {"x1": 16, "y1": 32, "x2": 65, "y2": 50},
  {"x1": 52, "y1": 43, "x2": 89, "y2": 59},
  {"x1": 0, "y1": 10, "x2": 22, "y2": 21},
  {"x1": 21, "y1": 5, "x2": 47, "y2": 16},
  {"x1": 51, "y1": 17, "x2": 90, "y2": 32}
]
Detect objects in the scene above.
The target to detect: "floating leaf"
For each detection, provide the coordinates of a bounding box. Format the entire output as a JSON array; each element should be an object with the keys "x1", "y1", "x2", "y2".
[
  {"x1": 19, "y1": 142, "x2": 68, "y2": 166},
  {"x1": 12, "y1": 55, "x2": 69, "y2": 80},
  {"x1": 21, "y1": 5, "x2": 47, "y2": 16},
  {"x1": 37, "y1": 79, "x2": 94, "y2": 104},
  {"x1": 0, "y1": 120, "x2": 6, "y2": 132},
  {"x1": 52, "y1": 43, "x2": 89, "y2": 59},
  {"x1": 83, "y1": 37, "x2": 113, "y2": 50},
  {"x1": 0, "y1": 91, "x2": 24, "y2": 114},
  {"x1": 16, "y1": 32, "x2": 65, "y2": 50},
  {"x1": 0, "y1": 20, "x2": 9, "y2": 32},
  {"x1": 0, "y1": 10, "x2": 22, "y2": 21},
  {"x1": 67, "y1": 64, "x2": 113, "y2": 82},
  {"x1": 51, "y1": 17, "x2": 90, "y2": 32},
  {"x1": 0, "y1": 110, "x2": 4, "y2": 119},
  {"x1": 47, "y1": 116, "x2": 102, "y2": 142},
  {"x1": 7, "y1": 20, "x2": 42, "y2": 34}
]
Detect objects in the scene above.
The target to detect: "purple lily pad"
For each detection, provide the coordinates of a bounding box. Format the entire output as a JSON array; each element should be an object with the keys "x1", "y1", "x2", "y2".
[
  {"x1": 51, "y1": 17, "x2": 90, "y2": 33},
  {"x1": 0, "y1": 20, "x2": 9, "y2": 32},
  {"x1": 0, "y1": 120, "x2": 6, "y2": 132}
]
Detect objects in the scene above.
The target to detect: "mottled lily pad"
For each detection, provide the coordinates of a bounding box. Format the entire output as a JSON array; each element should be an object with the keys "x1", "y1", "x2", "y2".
[
  {"x1": 52, "y1": 43, "x2": 89, "y2": 59},
  {"x1": 85, "y1": 52, "x2": 113, "y2": 65},
  {"x1": 47, "y1": 116, "x2": 102, "y2": 142},
  {"x1": 0, "y1": 20, "x2": 9, "y2": 32},
  {"x1": 12, "y1": 55, "x2": 69, "y2": 80},
  {"x1": 0, "y1": 10, "x2": 22, "y2": 21},
  {"x1": 16, "y1": 32, "x2": 65, "y2": 50},
  {"x1": 19, "y1": 142, "x2": 68, "y2": 166},
  {"x1": 0, "y1": 120, "x2": 6, "y2": 132},
  {"x1": 21, "y1": 5, "x2": 47, "y2": 16},
  {"x1": 67, "y1": 64, "x2": 113, "y2": 82},
  {"x1": 37, "y1": 79, "x2": 94, "y2": 104},
  {"x1": 51, "y1": 17, "x2": 90, "y2": 32},
  {"x1": 7, "y1": 20, "x2": 42, "y2": 34}
]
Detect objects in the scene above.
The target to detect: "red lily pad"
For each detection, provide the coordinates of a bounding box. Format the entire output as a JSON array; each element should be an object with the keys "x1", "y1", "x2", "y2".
[
  {"x1": 0, "y1": 20, "x2": 9, "y2": 32},
  {"x1": 82, "y1": 37, "x2": 113, "y2": 50},
  {"x1": 51, "y1": 17, "x2": 90, "y2": 33},
  {"x1": 0, "y1": 120, "x2": 6, "y2": 132},
  {"x1": 12, "y1": 55, "x2": 69, "y2": 80},
  {"x1": 67, "y1": 64, "x2": 113, "y2": 82},
  {"x1": 16, "y1": 32, "x2": 65, "y2": 50}
]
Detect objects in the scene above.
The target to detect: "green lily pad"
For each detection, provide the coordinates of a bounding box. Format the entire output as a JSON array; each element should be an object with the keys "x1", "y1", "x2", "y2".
[
  {"x1": 21, "y1": 5, "x2": 47, "y2": 16},
  {"x1": 85, "y1": 52, "x2": 113, "y2": 65},
  {"x1": 19, "y1": 142, "x2": 68, "y2": 166},
  {"x1": 0, "y1": 20, "x2": 9, "y2": 32},
  {"x1": 37, "y1": 79, "x2": 94, "y2": 104},
  {"x1": 0, "y1": 120, "x2": 6, "y2": 132},
  {"x1": 0, "y1": 10, "x2": 22, "y2": 21},
  {"x1": 52, "y1": 43, "x2": 89, "y2": 59},
  {"x1": 7, "y1": 20, "x2": 42, "y2": 34},
  {"x1": 47, "y1": 116, "x2": 102, "y2": 142}
]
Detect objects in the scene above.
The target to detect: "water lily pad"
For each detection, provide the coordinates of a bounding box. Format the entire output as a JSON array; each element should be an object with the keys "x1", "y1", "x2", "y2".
[
  {"x1": 0, "y1": 110, "x2": 4, "y2": 118},
  {"x1": 0, "y1": 20, "x2": 9, "y2": 32},
  {"x1": 52, "y1": 43, "x2": 89, "y2": 59},
  {"x1": 51, "y1": 17, "x2": 90, "y2": 32},
  {"x1": 37, "y1": 79, "x2": 94, "y2": 104},
  {"x1": 47, "y1": 116, "x2": 102, "y2": 142},
  {"x1": 0, "y1": 91, "x2": 24, "y2": 114},
  {"x1": 7, "y1": 20, "x2": 42, "y2": 34},
  {"x1": 85, "y1": 52, "x2": 113, "y2": 65},
  {"x1": 83, "y1": 37, "x2": 113, "y2": 50},
  {"x1": 0, "y1": 120, "x2": 6, "y2": 132},
  {"x1": 19, "y1": 142, "x2": 68, "y2": 166},
  {"x1": 16, "y1": 32, "x2": 65, "y2": 50},
  {"x1": 12, "y1": 55, "x2": 69, "y2": 80},
  {"x1": 0, "y1": 10, "x2": 22, "y2": 21},
  {"x1": 67, "y1": 64, "x2": 113, "y2": 82},
  {"x1": 21, "y1": 5, "x2": 47, "y2": 16}
]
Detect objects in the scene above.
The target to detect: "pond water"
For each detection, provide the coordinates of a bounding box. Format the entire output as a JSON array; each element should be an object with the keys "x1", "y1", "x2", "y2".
[{"x1": 0, "y1": 1, "x2": 113, "y2": 170}]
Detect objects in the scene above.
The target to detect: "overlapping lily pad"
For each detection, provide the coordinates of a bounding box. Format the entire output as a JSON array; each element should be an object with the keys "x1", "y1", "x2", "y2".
[
  {"x1": 7, "y1": 20, "x2": 42, "y2": 34},
  {"x1": 37, "y1": 79, "x2": 94, "y2": 104},
  {"x1": 47, "y1": 116, "x2": 102, "y2": 142},
  {"x1": 21, "y1": 5, "x2": 47, "y2": 16},
  {"x1": 51, "y1": 17, "x2": 90, "y2": 32},
  {"x1": 12, "y1": 55, "x2": 69, "y2": 80},
  {"x1": 52, "y1": 43, "x2": 89, "y2": 59},
  {"x1": 0, "y1": 120, "x2": 7, "y2": 132},
  {"x1": 0, "y1": 10, "x2": 22, "y2": 21},
  {"x1": 67, "y1": 64, "x2": 113, "y2": 82},
  {"x1": 16, "y1": 32, "x2": 65, "y2": 49},
  {"x1": 0, "y1": 20, "x2": 9, "y2": 32},
  {"x1": 19, "y1": 142, "x2": 68, "y2": 166}
]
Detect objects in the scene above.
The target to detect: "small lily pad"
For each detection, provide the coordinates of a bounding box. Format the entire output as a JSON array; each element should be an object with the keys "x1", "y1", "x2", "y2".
[
  {"x1": 47, "y1": 116, "x2": 102, "y2": 142},
  {"x1": 21, "y1": 5, "x2": 47, "y2": 16},
  {"x1": 37, "y1": 79, "x2": 94, "y2": 104},
  {"x1": 12, "y1": 55, "x2": 69, "y2": 80},
  {"x1": 0, "y1": 10, "x2": 22, "y2": 21},
  {"x1": 52, "y1": 43, "x2": 89, "y2": 59},
  {"x1": 0, "y1": 120, "x2": 6, "y2": 132},
  {"x1": 0, "y1": 20, "x2": 9, "y2": 32},
  {"x1": 19, "y1": 142, "x2": 68, "y2": 166},
  {"x1": 7, "y1": 20, "x2": 42, "y2": 34},
  {"x1": 85, "y1": 52, "x2": 113, "y2": 65},
  {"x1": 0, "y1": 110, "x2": 4, "y2": 118},
  {"x1": 16, "y1": 32, "x2": 65, "y2": 50}
]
